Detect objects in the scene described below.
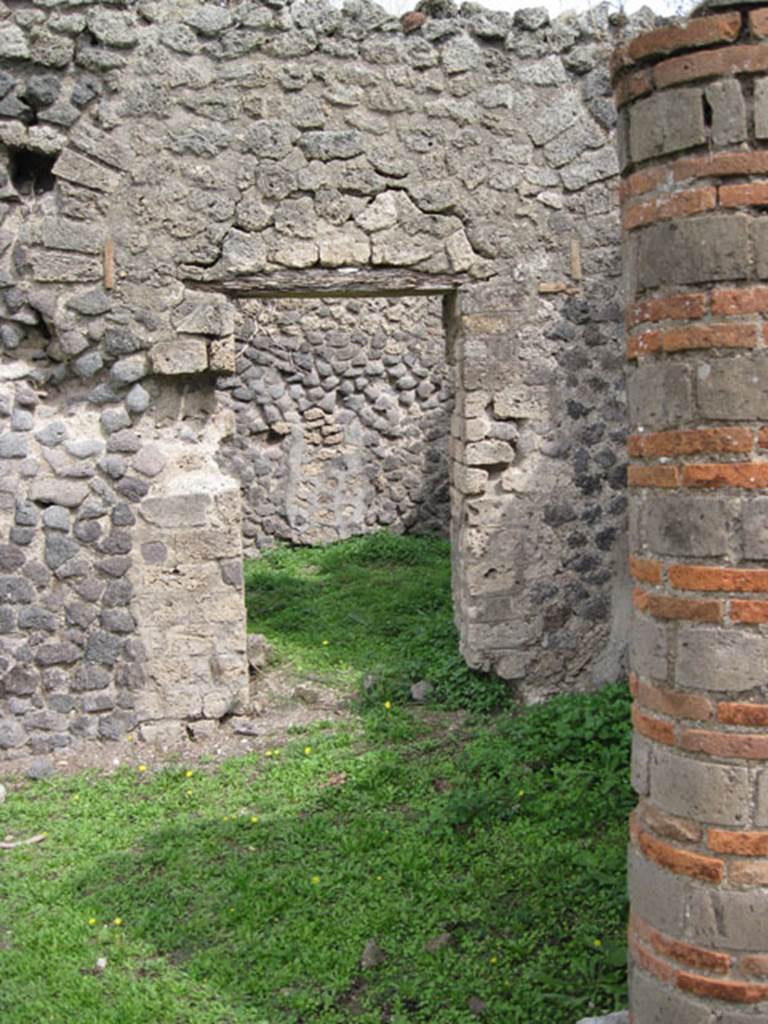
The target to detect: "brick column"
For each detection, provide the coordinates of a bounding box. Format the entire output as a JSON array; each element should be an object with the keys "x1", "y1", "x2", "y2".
[{"x1": 615, "y1": 6, "x2": 768, "y2": 1022}]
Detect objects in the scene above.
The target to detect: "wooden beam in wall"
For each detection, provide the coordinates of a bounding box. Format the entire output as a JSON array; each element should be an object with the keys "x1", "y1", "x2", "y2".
[{"x1": 182, "y1": 268, "x2": 470, "y2": 299}]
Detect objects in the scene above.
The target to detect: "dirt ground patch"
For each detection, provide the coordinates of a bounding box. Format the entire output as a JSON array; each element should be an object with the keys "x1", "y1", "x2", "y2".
[{"x1": 0, "y1": 668, "x2": 354, "y2": 780}]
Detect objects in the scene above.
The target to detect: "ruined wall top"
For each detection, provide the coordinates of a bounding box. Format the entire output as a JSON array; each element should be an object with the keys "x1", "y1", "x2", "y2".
[
  {"x1": 0, "y1": 0, "x2": 659, "y2": 395},
  {"x1": 0, "y1": 0, "x2": 659, "y2": 765}
]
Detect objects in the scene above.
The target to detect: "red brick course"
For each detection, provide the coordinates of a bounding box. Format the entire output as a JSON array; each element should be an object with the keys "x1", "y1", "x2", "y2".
[
  {"x1": 632, "y1": 675, "x2": 714, "y2": 722},
  {"x1": 626, "y1": 13, "x2": 741, "y2": 64},
  {"x1": 628, "y1": 465, "x2": 680, "y2": 488},
  {"x1": 668, "y1": 565, "x2": 768, "y2": 593},
  {"x1": 631, "y1": 817, "x2": 725, "y2": 882},
  {"x1": 628, "y1": 428, "x2": 752, "y2": 458},
  {"x1": 654, "y1": 44, "x2": 768, "y2": 91},
  {"x1": 633, "y1": 587, "x2": 723, "y2": 623},
  {"x1": 718, "y1": 700, "x2": 768, "y2": 726}
]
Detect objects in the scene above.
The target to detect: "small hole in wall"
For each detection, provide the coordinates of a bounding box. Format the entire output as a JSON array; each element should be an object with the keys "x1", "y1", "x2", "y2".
[
  {"x1": 8, "y1": 148, "x2": 56, "y2": 196},
  {"x1": 17, "y1": 97, "x2": 38, "y2": 127},
  {"x1": 702, "y1": 94, "x2": 713, "y2": 128}
]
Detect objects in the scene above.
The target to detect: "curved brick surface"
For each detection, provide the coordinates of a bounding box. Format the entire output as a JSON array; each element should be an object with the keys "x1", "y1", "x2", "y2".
[{"x1": 616, "y1": 5, "x2": 768, "y2": 1021}]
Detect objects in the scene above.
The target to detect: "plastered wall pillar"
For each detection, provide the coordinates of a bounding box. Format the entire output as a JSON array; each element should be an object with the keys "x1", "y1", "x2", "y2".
[{"x1": 615, "y1": 4, "x2": 768, "y2": 1020}]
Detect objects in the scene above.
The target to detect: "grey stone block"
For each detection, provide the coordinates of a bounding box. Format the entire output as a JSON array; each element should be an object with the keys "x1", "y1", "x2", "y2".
[
  {"x1": 105, "y1": 429, "x2": 141, "y2": 454},
  {"x1": 0, "y1": 719, "x2": 26, "y2": 749},
  {"x1": 631, "y1": 733, "x2": 652, "y2": 797},
  {"x1": 0, "y1": 432, "x2": 28, "y2": 458},
  {"x1": 150, "y1": 338, "x2": 208, "y2": 375},
  {"x1": 38, "y1": 217, "x2": 103, "y2": 254},
  {"x1": 755, "y1": 77, "x2": 768, "y2": 140},
  {"x1": 66, "y1": 288, "x2": 112, "y2": 317},
  {"x1": 114, "y1": 476, "x2": 149, "y2": 502},
  {"x1": 100, "y1": 608, "x2": 135, "y2": 634},
  {"x1": 72, "y1": 351, "x2": 103, "y2": 379},
  {"x1": 687, "y1": 886, "x2": 768, "y2": 950},
  {"x1": 125, "y1": 384, "x2": 149, "y2": 413},
  {"x1": 0, "y1": 25, "x2": 29, "y2": 60},
  {"x1": 36, "y1": 421, "x2": 67, "y2": 447},
  {"x1": 111, "y1": 504, "x2": 135, "y2": 528},
  {"x1": 72, "y1": 665, "x2": 111, "y2": 692},
  {"x1": 53, "y1": 149, "x2": 121, "y2": 193},
  {"x1": 44, "y1": 535, "x2": 79, "y2": 571},
  {"x1": 630, "y1": 612, "x2": 668, "y2": 682},
  {"x1": 97, "y1": 710, "x2": 136, "y2": 741},
  {"x1": 65, "y1": 439, "x2": 103, "y2": 460},
  {"x1": 743, "y1": 497, "x2": 768, "y2": 559},
  {"x1": 34, "y1": 642, "x2": 81, "y2": 667},
  {"x1": 705, "y1": 80, "x2": 747, "y2": 147},
  {"x1": 4, "y1": 666, "x2": 37, "y2": 696},
  {"x1": 11, "y1": 407, "x2": 33, "y2": 431},
  {"x1": 697, "y1": 354, "x2": 768, "y2": 421},
  {"x1": 66, "y1": 601, "x2": 99, "y2": 629},
  {"x1": 753, "y1": 218, "x2": 768, "y2": 281},
  {"x1": 650, "y1": 745, "x2": 750, "y2": 825},
  {"x1": 0, "y1": 576, "x2": 34, "y2": 604},
  {"x1": 86, "y1": 10, "x2": 137, "y2": 48},
  {"x1": 42, "y1": 506, "x2": 69, "y2": 531},
  {"x1": 299, "y1": 130, "x2": 364, "y2": 161},
  {"x1": 642, "y1": 495, "x2": 733, "y2": 558},
  {"x1": 676, "y1": 626, "x2": 768, "y2": 693},
  {"x1": 29, "y1": 480, "x2": 88, "y2": 507},
  {"x1": 629, "y1": 970, "x2": 712, "y2": 1024},
  {"x1": 0, "y1": 544, "x2": 25, "y2": 571},
  {"x1": 48, "y1": 693, "x2": 76, "y2": 713},
  {"x1": 629, "y1": 88, "x2": 706, "y2": 163},
  {"x1": 628, "y1": 848, "x2": 688, "y2": 936},
  {"x1": 14, "y1": 501, "x2": 37, "y2": 527},
  {"x1": 631, "y1": 216, "x2": 749, "y2": 293},
  {"x1": 140, "y1": 494, "x2": 211, "y2": 528},
  {"x1": 82, "y1": 693, "x2": 115, "y2": 713},
  {"x1": 755, "y1": 769, "x2": 768, "y2": 827},
  {"x1": 100, "y1": 407, "x2": 131, "y2": 434},
  {"x1": 29, "y1": 252, "x2": 101, "y2": 284},
  {"x1": 18, "y1": 607, "x2": 56, "y2": 632},
  {"x1": 10, "y1": 527, "x2": 34, "y2": 546},
  {"x1": 110, "y1": 354, "x2": 148, "y2": 384},
  {"x1": 627, "y1": 362, "x2": 694, "y2": 429}
]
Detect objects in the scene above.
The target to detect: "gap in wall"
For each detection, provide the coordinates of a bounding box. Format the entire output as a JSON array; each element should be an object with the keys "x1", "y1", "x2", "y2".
[{"x1": 217, "y1": 294, "x2": 453, "y2": 556}]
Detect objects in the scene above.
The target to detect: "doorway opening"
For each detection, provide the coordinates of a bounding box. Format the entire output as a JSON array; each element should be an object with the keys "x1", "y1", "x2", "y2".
[{"x1": 217, "y1": 293, "x2": 455, "y2": 556}]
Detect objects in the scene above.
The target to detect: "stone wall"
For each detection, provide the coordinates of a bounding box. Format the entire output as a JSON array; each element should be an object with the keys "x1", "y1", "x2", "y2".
[
  {"x1": 0, "y1": 0, "x2": 654, "y2": 762},
  {"x1": 218, "y1": 294, "x2": 453, "y2": 552},
  {"x1": 615, "y1": 5, "x2": 768, "y2": 1021}
]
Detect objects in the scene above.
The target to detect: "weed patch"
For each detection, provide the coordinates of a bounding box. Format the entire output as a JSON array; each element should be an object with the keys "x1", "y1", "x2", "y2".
[
  {"x1": 0, "y1": 686, "x2": 632, "y2": 1024},
  {"x1": 244, "y1": 533, "x2": 508, "y2": 713}
]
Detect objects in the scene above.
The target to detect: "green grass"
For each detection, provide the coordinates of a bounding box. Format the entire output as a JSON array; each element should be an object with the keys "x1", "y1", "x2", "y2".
[
  {"x1": 0, "y1": 533, "x2": 633, "y2": 1022},
  {"x1": 244, "y1": 532, "x2": 509, "y2": 713},
  {"x1": 0, "y1": 689, "x2": 632, "y2": 1024}
]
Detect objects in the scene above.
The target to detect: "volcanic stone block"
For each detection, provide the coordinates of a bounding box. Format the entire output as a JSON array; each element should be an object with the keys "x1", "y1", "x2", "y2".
[
  {"x1": 649, "y1": 745, "x2": 750, "y2": 825},
  {"x1": 630, "y1": 216, "x2": 749, "y2": 293},
  {"x1": 641, "y1": 495, "x2": 732, "y2": 558},
  {"x1": 629, "y1": 88, "x2": 706, "y2": 162},
  {"x1": 676, "y1": 626, "x2": 768, "y2": 692}
]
